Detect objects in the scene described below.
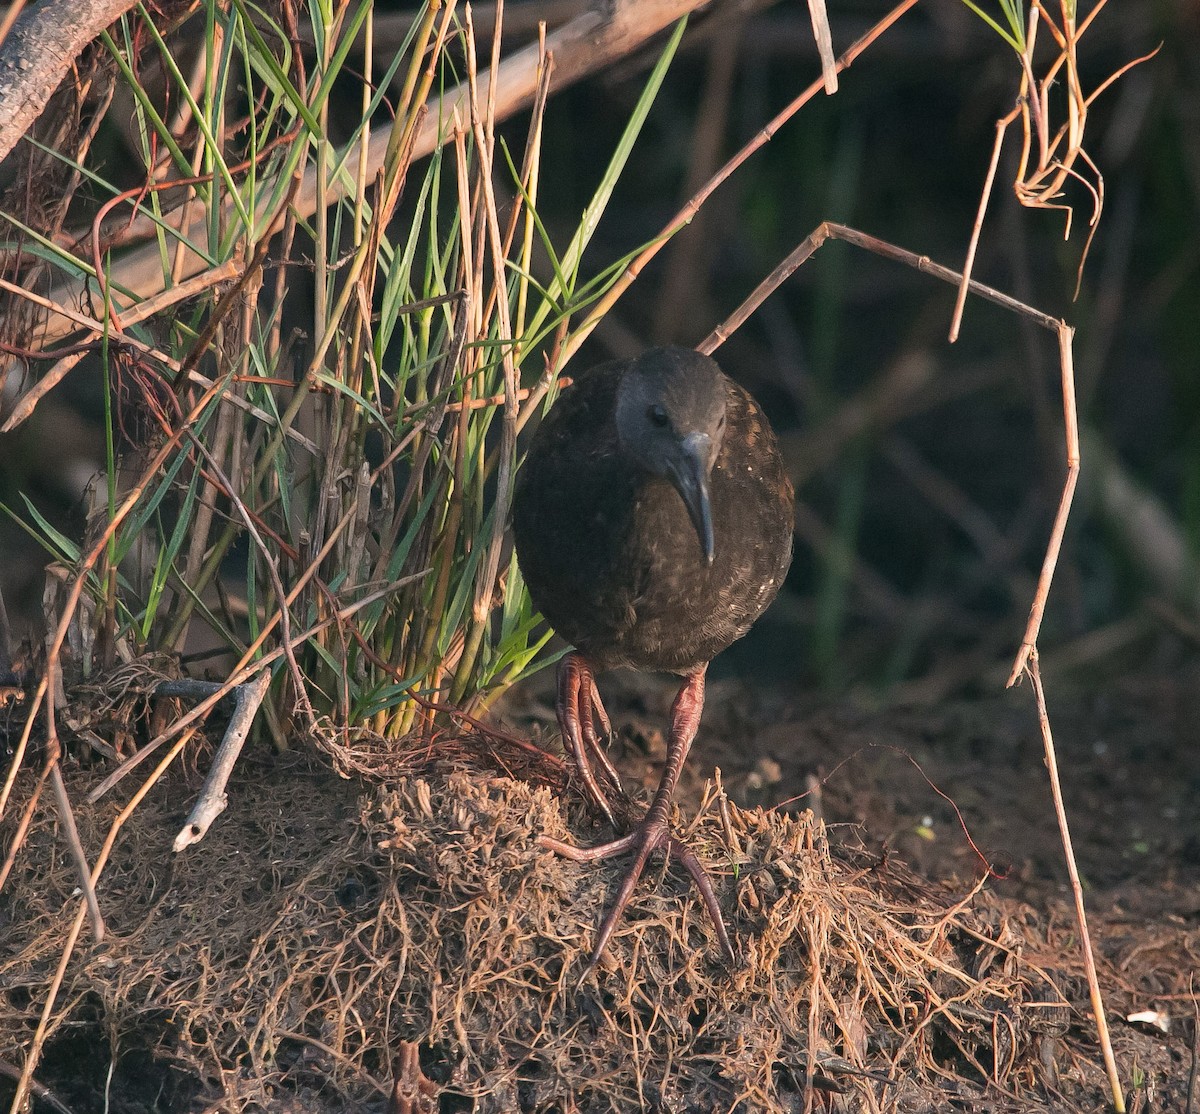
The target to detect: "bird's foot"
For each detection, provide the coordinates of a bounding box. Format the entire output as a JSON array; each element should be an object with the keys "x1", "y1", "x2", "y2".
[
  {"x1": 556, "y1": 654, "x2": 622, "y2": 829},
  {"x1": 538, "y1": 815, "x2": 735, "y2": 976}
]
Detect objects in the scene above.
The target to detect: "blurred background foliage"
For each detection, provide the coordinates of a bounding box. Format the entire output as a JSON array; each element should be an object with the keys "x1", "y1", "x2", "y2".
[
  {"x1": 0, "y1": 0, "x2": 1193, "y2": 713},
  {"x1": 511, "y1": 0, "x2": 1194, "y2": 701}
]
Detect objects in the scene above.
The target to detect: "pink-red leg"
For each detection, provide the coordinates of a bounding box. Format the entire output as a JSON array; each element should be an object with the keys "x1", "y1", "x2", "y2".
[
  {"x1": 540, "y1": 665, "x2": 734, "y2": 974},
  {"x1": 556, "y1": 653, "x2": 620, "y2": 829}
]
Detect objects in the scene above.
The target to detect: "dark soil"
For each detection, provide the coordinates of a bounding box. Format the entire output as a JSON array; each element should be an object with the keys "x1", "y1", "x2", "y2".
[
  {"x1": 1, "y1": 661, "x2": 1197, "y2": 1113},
  {"x1": 506, "y1": 659, "x2": 1200, "y2": 1108},
  {"x1": 0, "y1": 662, "x2": 1195, "y2": 1114}
]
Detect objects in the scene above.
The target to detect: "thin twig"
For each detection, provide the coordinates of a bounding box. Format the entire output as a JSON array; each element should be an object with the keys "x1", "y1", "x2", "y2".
[
  {"x1": 698, "y1": 220, "x2": 1076, "y2": 686},
  {"x1": 1026, "y1": 652, "x2": 1125, "y2": 1113},
  {"x1": 0, "y1": 760, "x2": 50, "y2": 893},
  {"x1": 0, "y1": 1056, "x2": 75, "y2": 1114},
  {"x1": 558, "y1": 0, "x2": 921, "y2": 368},
  {"x1": 806, "y1": 0, "x2": 837, "y2": 94},
  {"x1": 1009, "y1": 324, "x2": 1078, "y2": 685},
  {"x1": 47, "y1": 764, "x2": 105, "y2": 939},
  {"x1": 701, "y1": 221, "x2": 1061, "y2": 354},
  {"x1": 696, "y1": 215, "x2": 1109, "y2": 1100},
  {"x1": 1187, "y1": 977, "x2": 1198, "y2": 1114}
]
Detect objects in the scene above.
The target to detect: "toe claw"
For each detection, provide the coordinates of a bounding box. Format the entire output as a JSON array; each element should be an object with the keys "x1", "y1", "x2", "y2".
[{"x1": 557, "y1": 654, "x2": 620, "y2": 829}]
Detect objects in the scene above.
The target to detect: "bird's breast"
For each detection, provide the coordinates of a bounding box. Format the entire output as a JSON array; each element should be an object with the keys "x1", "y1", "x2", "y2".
[{"x1": 512, "y1": 377, "x2": 793, "y2": 675}]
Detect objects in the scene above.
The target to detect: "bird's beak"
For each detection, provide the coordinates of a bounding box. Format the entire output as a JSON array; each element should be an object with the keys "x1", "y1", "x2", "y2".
[{"x1": 673, "y1": 432, "x2": 715, "y2": 566}]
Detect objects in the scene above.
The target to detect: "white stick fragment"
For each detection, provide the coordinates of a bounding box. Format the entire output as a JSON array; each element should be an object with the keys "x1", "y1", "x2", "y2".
[{"x1": 173, "y1": 670, "x2": 273, "y2": 851}]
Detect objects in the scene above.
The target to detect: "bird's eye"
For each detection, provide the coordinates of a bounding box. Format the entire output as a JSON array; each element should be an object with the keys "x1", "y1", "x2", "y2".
[{"x1": 648, "y1": 404, "x2": 669, "y2": 428}]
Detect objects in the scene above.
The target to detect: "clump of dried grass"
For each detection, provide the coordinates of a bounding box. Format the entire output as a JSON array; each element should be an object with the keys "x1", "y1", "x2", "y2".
[{"x1": 5, "y1": 729, "x2": 1133, "y2": 1113}]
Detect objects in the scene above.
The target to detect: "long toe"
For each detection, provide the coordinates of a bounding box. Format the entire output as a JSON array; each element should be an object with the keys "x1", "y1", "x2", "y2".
[
  {"x1": 582, "y1": 827, "x2": 735, "y2": 974},
  {"x1": 555, "y1": 655, "x2": 619, "y2": 830},
  {"x1": 538, "y1": 816, "x2": 733, "y2": 976},
  {"x1": 580, "y1": 820, "x2": 670, "y2": 975},
  {"x1": 667, "y1": 836, "x2": 735, "y2": 964}
]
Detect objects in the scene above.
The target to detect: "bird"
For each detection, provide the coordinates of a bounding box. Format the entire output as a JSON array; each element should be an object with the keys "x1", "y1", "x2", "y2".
[{"x1": 512, "y1": 345, "x2": 793, "y2": 971}]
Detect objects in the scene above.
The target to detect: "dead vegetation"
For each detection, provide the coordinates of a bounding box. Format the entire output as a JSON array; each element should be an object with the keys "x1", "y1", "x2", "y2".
[
  {"x1": 0, "y1": 2, "x2": 1188, "y2": 1110},
  {"x1": 1, "y1": 714, "x2": 1187, "y2": 1113}
]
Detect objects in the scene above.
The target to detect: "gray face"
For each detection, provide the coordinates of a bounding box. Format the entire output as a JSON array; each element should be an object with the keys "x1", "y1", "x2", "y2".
[{"x1": 613, "y1": 348, "x2": 728, "y2": 564}]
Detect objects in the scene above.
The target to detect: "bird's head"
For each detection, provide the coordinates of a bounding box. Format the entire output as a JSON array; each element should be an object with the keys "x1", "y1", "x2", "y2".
[{"x1": 614, "y1": 347, "x2": 727, "y2": 566}]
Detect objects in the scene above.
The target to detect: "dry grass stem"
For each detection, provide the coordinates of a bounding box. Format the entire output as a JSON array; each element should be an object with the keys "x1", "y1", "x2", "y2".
[
  {"x1": 1026, "y1": 651, "x2": 1125, "y2": 1112},
  {"x1": 949, "y1": 0, "x2": 1160, "y2": 341},
  {"x1": 560, "y1": 0, "x2": 921, "y2": 368},
  {"x1": 697, "y1": 216, "x2": 1116, "y2": 1101}
]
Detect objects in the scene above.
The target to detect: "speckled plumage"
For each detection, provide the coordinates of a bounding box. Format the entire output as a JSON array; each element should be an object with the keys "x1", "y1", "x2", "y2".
[
  {"x1": 511, "y1": 346, "x2": 794, "y2": 971},
  {"x1": 513, "y1": 348, "x2": 793, "y2": 674}
]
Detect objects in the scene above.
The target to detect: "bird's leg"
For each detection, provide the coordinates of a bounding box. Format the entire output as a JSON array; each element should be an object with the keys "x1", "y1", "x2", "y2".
[
  {"x1": 540, "y1": 665, "x2": 735, "y2": 973},
  {"x1": 556, "y1": 653, "x2": 620, "y2": 829}
]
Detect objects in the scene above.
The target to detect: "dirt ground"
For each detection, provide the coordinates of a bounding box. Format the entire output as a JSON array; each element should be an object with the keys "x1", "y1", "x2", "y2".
[
  {"x1": 560, "y1": 662, "x2": 1200, "y2": 917},
  {"x1": 504, "y1": 658, "x2": 1200, "y2": 1107},
  {"x1": 1, "y1": 658, "x2": 1197, "y2": 1112}
]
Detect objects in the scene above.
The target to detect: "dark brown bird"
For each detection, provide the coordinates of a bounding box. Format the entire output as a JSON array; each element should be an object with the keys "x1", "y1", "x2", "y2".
[{"x1": 512, "y1": 346, "x2": 793, "y2": 971}]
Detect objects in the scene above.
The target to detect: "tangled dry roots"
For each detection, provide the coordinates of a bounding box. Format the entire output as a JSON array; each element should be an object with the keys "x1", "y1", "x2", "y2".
[{"x1": 2, "y1": 741, "x2": 1085, "y2": 1112}]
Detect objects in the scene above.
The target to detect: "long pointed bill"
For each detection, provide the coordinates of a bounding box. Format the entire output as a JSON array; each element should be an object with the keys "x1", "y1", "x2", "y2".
[{"x1": 673, "y1": 432, "x2": 715, "y2": 566}]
